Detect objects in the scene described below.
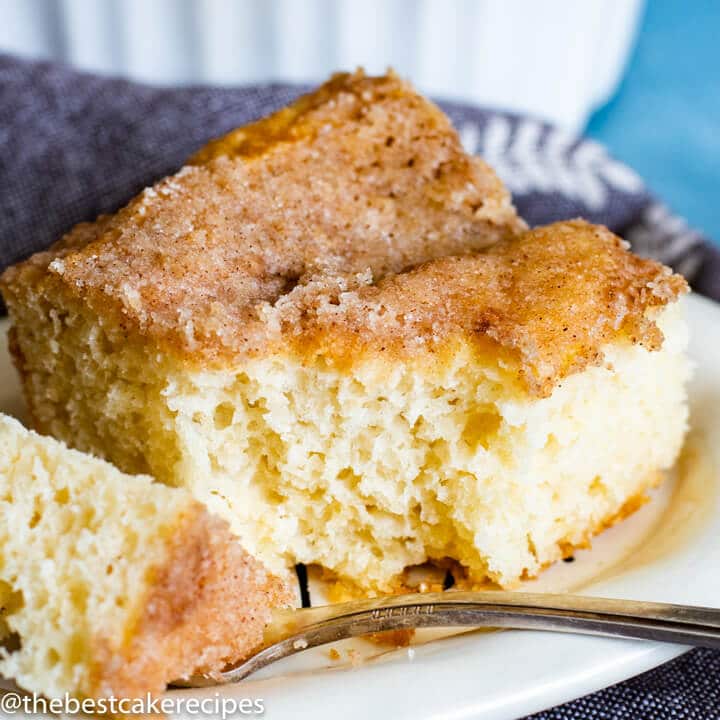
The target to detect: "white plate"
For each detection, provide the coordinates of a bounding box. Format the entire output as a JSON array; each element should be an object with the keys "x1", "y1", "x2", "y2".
[{"x1": 1, "y1": 293, "x2": 719, "y2": 720}]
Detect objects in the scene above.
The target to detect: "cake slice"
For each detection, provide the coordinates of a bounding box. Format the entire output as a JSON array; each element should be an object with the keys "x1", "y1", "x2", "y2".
[
  {"x1": 0, "y1": 71, "x2": 689, "y2": 595},
  {"x1": 0, "y1": 413, "x2": 291, "y2": 700}
]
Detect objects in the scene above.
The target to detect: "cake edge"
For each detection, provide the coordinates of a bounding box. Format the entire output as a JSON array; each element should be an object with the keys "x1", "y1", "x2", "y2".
[{"x1": 88, "y1": 502, "x2": 293, "y2": 699}]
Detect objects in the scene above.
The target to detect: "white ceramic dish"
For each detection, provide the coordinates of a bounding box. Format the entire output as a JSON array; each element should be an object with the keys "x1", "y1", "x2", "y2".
[
  {"x1": 0, "y1": 292, "x2": 718, "y2": 720},
  {"x1": 0, "y1": 0, "x2": 643, "y2": 130}
]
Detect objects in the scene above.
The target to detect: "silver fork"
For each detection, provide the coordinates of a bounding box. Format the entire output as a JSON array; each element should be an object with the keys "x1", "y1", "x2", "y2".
[{"x1": 175, "y1": 590, "x2": 720, "y2": 687}]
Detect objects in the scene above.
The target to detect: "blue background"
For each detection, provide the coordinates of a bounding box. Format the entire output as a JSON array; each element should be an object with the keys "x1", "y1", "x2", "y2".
[{"x1": 588, "y1": 0, "x2": 720, "y2": 244}]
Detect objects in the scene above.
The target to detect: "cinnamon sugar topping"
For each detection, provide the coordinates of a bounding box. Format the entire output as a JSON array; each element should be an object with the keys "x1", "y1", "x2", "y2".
[
  {"x1": 2, "y1": 70, "x2": 522, "y2": 360},
  {"x1": 1, "y1": 74, "x2": 686, "y2": 397}
]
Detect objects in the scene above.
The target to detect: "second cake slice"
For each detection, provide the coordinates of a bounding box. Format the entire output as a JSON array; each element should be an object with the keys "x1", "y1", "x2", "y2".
[{"x1": 0, "y1": 413, "x2": 291, "y2": 701}]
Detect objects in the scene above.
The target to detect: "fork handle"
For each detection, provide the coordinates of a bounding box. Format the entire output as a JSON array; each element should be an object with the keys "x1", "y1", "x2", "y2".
[{"x1": 179, "y1": 591, "x2": 720, "y2": 686}]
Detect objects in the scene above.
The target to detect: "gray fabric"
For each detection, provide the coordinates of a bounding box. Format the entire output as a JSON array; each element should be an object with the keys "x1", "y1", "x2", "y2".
[
  {"x1": 2, "y1": 54, "x2": 720, "y2": 299},
  {"x1": 0, "y1": 54, "x2": 718, "y2": 719},
  {"x1": 529, "y1": 648, "x2": 720, "y2": 720}
]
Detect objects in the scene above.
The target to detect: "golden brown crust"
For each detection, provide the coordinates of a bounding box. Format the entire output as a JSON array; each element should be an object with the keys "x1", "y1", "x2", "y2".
[
  {"x1": 89, "y1": 505, "x2": 292, "y2": 699},
  {"x1": 271, "y1": 220, "x2": 688, "y2": 396},
  {"x1": 0, "y1": 75, "x2": 685, "y2": 397},
  {"x1": 1, "y1": 70, "x2": 522, "y2": 362},
  {"x1": 3, "y1": 217, "x2": 687, "y2": 402}
]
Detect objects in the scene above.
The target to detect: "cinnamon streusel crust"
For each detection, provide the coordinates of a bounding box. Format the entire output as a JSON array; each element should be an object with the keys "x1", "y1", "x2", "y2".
[
  {"x1": 91, "y1": 505, "x2": 292, "y2": 698},
  {"x1": 269, "y1": 220, "x2": 688, "y2": 396},
  {"x1": 2, "y1": 70, "x2": 523, "y2": 363}
]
